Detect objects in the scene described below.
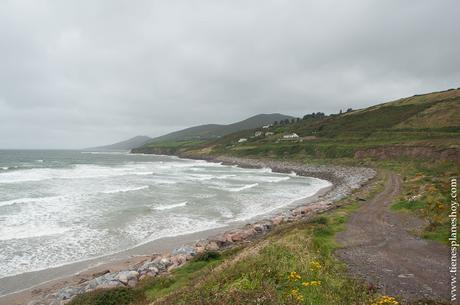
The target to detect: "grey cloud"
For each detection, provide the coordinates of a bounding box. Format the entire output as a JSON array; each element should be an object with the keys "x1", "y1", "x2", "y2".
[{"x1": 0, "y1": 0, "x2": 459, "y2": 148}]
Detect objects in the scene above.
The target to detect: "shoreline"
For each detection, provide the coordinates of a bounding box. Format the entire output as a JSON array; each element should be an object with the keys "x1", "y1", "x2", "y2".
[{"x1": 0, "y1": 155, "x2": 375, "y2": 305}]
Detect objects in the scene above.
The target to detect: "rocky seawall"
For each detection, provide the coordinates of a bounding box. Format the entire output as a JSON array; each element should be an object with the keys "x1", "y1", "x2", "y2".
[{"x1": 26, "y1": 157, "x2": 375, "y2": 305}]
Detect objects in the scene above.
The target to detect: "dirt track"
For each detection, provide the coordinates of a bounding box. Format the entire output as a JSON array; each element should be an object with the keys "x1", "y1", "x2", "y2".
[{"x1": 336, "y1": 172, "x2": 450, "y2": 301}]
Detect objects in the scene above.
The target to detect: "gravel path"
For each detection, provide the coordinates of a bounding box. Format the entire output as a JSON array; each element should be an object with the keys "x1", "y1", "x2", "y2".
[{"x1": 336, "y1": 172, "x2": 450, "y2": 301}]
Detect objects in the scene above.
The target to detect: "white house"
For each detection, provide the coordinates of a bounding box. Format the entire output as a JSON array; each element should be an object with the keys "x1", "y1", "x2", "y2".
[
  {"x1": 254, "y1": 131, "x2": 263, "y2": 137},
  {"x1": 262, "y1": 125, "x2": 270, "y2": 129},
  {"x1": 238, "y1": 138, "x2": 248, "y2": 143},
  {"x1": 265, "y1": 132, "x2": 274, "y2": 136},
  {"x1": 283, "y1": 133, "x2": 299, "y2": 139}
]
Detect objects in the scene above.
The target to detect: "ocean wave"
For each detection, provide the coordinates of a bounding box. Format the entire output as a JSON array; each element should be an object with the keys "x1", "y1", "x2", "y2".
[
  {"x1": 0, "y1": 223, "x2": 70, "y2": 241},
  {"x1": 225, "y1": 183, "x2": 259, "y2": 192},
  {"x1": 0, "y1": 196, "x2": 60, "y2": 208},
  {"x1": 101, "y1": 186, "x2": 149, "y2": 194},
  {"x1": 242, "y1": 176, "x2": 290, "y2": 183},
  {"x1": 185, "y1": 174, "x2": 215, "y2": 181},
  {"x1": 0, "y1": 154, "x2": 332, "y2": 282},
  {"x1": 0, "y1": 165, "x2": 157, "y2": 183},
  {"x1": 0, "y1": 165, "x2": 20, "y2": 171},
  {"x1": 81, "y1": 151, "x2": 129, "y2": 155},
  {"x1": 153, "y1": 201, "x2": 188, "y2": 210},
  {"x1": 216, "y1": 207, "x2": 233, "y2": 218},
  {"x1": 150, "y1": 178, "x2": 177, "y2": 185}
]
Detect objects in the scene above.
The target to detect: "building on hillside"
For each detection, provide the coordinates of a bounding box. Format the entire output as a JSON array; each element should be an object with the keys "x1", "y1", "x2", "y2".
[
  {"x1": 262, "y1": 125, "x2": 270, "y2": 129},
  {"x1": 265, "y1": 132, "x2": 274, "y2": 136},
  {"x1": 283, "y1": 133, "x2": 299, "y2": 139},
  {"x1": 238, "y1": 138, "x2": 248, "y2": 143},
  {"x1": 254, "y1": 131, "x2": 263, "y2": 137}
]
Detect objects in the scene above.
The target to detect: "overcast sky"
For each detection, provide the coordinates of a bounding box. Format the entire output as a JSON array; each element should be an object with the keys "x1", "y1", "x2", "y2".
[{"x1": 0, "y1": 0, "x2": 459, "y2": 149}]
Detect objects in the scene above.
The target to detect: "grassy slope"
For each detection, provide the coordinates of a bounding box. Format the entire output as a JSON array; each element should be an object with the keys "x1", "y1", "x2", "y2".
[
  {"x1": 144, "y1": 114, "x2": 294, "y2": 145},
  {"x1": 138, "y1": 89, "x2": 460, "y2": 159}
]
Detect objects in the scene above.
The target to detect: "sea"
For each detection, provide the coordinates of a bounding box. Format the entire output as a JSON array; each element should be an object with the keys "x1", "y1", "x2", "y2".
[{"x1": 0, "y1": 150, "x2": 330, "y2": 284}]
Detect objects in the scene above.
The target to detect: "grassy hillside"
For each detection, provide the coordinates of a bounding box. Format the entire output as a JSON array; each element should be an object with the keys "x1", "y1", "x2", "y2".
[
  {"x1": 134, "y1": 88, "x2": 459, "y2": 163},
  {"x1": 143, "y1": 113, "x2": 294, "y2": 144},
  {"x1": 87, "y1": 136, "x2": 152, "y2": 151}
]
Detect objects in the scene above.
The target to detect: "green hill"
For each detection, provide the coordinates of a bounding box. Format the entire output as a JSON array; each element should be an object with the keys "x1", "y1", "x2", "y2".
[
  {"x1": 86, "y1": 135, "x2": 152, "y2": 151},
  {"x1": 142, "y1": 113, "x2": 294, "y2": 144},
  {"x1": 134, "y1": 88, "x2": 460, "y2": 164},
  {"x1": 282, "y1": 88, "x2": 460, "y2": 138}
]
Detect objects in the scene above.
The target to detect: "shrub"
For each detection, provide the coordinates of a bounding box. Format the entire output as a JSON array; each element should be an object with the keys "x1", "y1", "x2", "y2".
[
  {"x1": 193, "y1": 250, "x2": 221, "y2": 262},
  {"x1": 69, "y1": 287, "x2": 136, "y2": 305}
]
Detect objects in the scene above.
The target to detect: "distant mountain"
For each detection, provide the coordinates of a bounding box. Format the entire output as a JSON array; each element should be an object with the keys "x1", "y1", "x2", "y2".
[
  {"x1": 147, "y1": 113, "x2": 294, "y2": 144},
  {"x1": 87, "y1": 136, "x2": 152, "y2": 151}
]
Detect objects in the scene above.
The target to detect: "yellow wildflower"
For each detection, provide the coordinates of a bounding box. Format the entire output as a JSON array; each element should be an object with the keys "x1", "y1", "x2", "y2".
[
  {"x1": 288, "y1": 271, "x2": 302, "y2": 282},
  {"x1": 302, "y1": 280, "x2": 321, "y2": 287},
  {"x1": 371, "y1": 295, "x2": 399, "y2": 305},
  {"x1": 291, "y1": 288, "x2": 304, "y2": 302},
  {"x1": 309, "y1": 260, "x2": 321, "y2": 271}
]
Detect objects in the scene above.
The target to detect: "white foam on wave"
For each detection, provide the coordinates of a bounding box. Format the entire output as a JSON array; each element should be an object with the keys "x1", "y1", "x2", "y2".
[
  {"x1": 0, "y1": 164, "x2": 157, "y2": 184},
  {"x1": 244, "y1": 176, "x2": 290, "y2": 183},
  {"x1": 153, "y1": 201, "x2": 188, "y2": 210},
  {"x1": 216, "y1": 207, "x2": 233, "y2": 218},
  {"x1": 81, "y1": 151, "x2": 129, "y2": 155},
  {"x1": 0, "y1": 223, "x2": 69, "y2": 241},
  {"x1": 232, "y1": 178, "x2": 332, "y2": 222},
  {"x1": 151, "y1": 178, "x2": 177, "y2": 185},
  {"x1": 184, "y1": 174, "x2": 215, "y2": 181},
  {"x1": 101, "y1": 185, "x2": 149, "y2": 194},
  {"x1": 225, "y1": 183, "x2": 259, "y2": 192},
  {"x1": 0, "y1": 196, "x2": 60, "y2": 208}
]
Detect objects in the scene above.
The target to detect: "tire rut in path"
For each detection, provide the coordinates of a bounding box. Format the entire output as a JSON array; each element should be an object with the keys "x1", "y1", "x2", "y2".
[{"x1": 336, "y1": 172, "x2": 450, "y2": 301}]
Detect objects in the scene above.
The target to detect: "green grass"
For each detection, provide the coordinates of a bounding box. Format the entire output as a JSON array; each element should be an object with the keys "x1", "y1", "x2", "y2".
[
  {"x1": 391, "y1": 200, "x2": 426, "y2": 212},
  {"x1": 69, "y1": 287, "x2": 137, "y2": 305},
  {"x1": 383, "y1": 160, "x2": 457, "y2": 244}
]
